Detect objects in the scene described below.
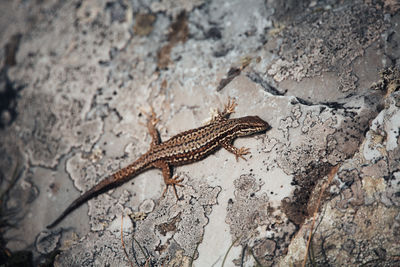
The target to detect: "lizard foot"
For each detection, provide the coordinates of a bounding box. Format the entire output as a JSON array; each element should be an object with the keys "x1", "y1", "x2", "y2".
[
  {"x1": 162, "y1": 175, "x2": 184, "y2": 200},
  {"x1": 139, "y1": 106, "x2": 160, "y2": 127},
  {"x1": 223, "y1": 97, "x2": 237, "y2": 115},
  {"x1": 235, "y1": 147, "x2": 250, "y2": 161},
  {"x1": 216, "y1": 97, "x2": 237, "y2": 118},
  {"x1": 146, "y1": 106, "x2": 160, "y2": 127},
  {"x1": 211, "y1": 97, "x2": 238, "y2": 123}
]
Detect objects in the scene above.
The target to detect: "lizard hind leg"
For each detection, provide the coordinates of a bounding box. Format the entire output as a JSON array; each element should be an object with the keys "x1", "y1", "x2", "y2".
[
  {"x1": 162, "y1": 175, "x2": 184, "y2": 200},
  {"x1": 153, "y1": 161, "x2": 184, "y2": 200},
  {"x1": 140, "y1": 106, "x2": 161, "y2": 147}
]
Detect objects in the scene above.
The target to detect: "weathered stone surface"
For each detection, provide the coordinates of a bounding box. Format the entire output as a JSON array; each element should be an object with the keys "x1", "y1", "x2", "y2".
[{"x1": 0, "y1": 0, "x2": 399, "y2": 266}]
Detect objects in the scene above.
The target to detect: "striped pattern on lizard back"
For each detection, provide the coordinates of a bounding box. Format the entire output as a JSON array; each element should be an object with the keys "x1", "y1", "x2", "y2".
[{"x1": 146, "y1": 118, "x2": 239, "y2": 166}]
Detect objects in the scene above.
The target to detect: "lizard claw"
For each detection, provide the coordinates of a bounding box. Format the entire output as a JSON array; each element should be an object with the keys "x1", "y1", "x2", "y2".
[
  {"x1": 162, "y1": 175, "x2": 184, "y2": 200},
  {"x1": 147, "y1": 106, "x2": 160, "y2": 127},
  {"x1": 210, "y1": 97, "x2": 238, "y2": 123},
  {"x1": 224, "y1": 97, "x2": 237, "y2": 115},
  {"x1": 235, "y1": 147, "x2": 250, "y2": 161},
  {"x1": 140, "y1": 106, "x2": 160, "y2": 127}
]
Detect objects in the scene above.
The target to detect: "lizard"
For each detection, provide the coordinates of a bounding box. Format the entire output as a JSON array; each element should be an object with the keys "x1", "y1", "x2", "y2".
[{"x1": 47, "y1": 99, "x2": 271, "y2": 228}]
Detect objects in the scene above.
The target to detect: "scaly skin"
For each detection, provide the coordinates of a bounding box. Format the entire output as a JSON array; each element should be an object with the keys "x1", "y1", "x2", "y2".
[{"x1": 47, "y1": 99, "x2": 271, "y2": 228}]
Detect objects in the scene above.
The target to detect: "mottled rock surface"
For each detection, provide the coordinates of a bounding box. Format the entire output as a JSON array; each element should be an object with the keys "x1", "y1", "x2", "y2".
[{"x1": 0, "y1": 0, "x2": 399, "y2": 266}]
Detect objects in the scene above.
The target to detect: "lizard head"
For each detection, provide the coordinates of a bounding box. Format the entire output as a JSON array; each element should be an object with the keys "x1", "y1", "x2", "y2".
[{"x1": 234, "y1": 116, "x2": 271, "y2": 137}]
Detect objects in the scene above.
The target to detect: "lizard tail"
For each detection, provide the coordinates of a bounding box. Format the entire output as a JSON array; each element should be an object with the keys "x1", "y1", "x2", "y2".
[{"x1": 47, "y1": 158, "x2": 150, "y2": 229}]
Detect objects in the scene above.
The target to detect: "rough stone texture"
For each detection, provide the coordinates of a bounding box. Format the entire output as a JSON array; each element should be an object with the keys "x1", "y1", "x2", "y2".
[
  {"x1": 0, "y1": 0, "x2": 399, "y2": 266},
  {"x1": 281, "y1": 76, "x2": 400, "y2": 266},
  {"x1": 267, "y1": 3, "x2": 387, "y2": 91}
]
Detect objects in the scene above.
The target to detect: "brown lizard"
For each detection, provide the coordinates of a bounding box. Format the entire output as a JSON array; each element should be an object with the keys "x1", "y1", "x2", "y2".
[{"x1": 47, "y1": 99, "x2": 270, "y2": 228}]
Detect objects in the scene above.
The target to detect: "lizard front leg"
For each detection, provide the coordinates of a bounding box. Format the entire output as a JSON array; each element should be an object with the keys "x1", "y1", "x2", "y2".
[
  {"x1": 221, "y1": 141, "x2": 250, "y2": 161},
  {"x1": 210, "y1": 98, "x2": 238, "y2": 123}
]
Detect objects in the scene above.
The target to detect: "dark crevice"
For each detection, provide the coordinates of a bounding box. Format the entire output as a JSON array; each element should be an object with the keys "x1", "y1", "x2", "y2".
[
  {"x1": 0, "y1": 34, "x2": 24, "y2": 129},
  {"x1": 246, "y1": 72, "x2": 286, "y2": 96},
  {"x1": 292, "y1": 97, "x2": 313, "y2": 106},
  {"x1": 0, "y1": 70, "x2": 24, "y2": 129}
]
